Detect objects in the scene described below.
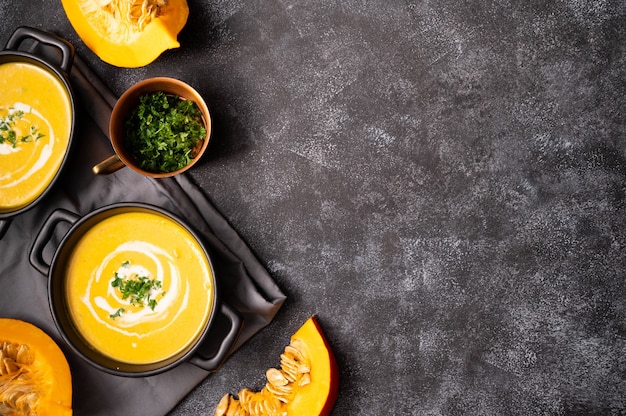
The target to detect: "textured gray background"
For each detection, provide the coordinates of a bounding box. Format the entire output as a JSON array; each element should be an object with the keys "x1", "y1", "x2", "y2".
[{"x1": 2, "y1": 0, "x2": 626, "y2": 415}]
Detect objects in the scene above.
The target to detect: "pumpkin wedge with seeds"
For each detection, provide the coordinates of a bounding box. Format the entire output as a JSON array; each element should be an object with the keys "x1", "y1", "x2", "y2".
[
  {"x1": 0, "y1": 318, "x2": 72, "y2": 415},
  {"x1": 215, "y1": 316, "x2": 339, "y2": 416}
]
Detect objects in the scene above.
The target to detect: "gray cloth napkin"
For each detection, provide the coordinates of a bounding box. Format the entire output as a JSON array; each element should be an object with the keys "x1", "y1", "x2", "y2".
[{"x1": 0, "y1": 35, "x2": 286, "y2": 415}]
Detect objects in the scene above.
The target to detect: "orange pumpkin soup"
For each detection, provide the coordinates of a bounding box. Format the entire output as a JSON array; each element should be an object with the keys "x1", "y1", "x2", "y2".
[
  {"x1": 0, "y1": 62, "x2": 72, "y2": 213},
  {"x1": 64, "y1": 211, "x2": 214, "y2": 364}
]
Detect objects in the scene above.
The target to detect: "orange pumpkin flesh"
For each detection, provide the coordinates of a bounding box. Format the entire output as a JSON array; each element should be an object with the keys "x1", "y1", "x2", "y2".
[
  {"x1": 215, "y1": 316, "x2": 339, "y2": 416},
  {"x1": 60, "y1": 0, "x2": 189, "y2": 67},
  {"x1": 287, "y1": 316, "x2": 339, "y2": 415},
  {"x1": 0, "y1": 318, "x2": 72, "y2": 415}
]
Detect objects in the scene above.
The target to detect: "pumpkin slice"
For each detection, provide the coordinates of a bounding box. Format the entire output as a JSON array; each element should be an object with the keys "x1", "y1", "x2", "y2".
[
  {"x1": 0, "y1": 318, "x2": 72, "y2": 415},
  {"x1": 215, "y1": 315, "x2": 339, "y2": 416},
  {"x1": 60, "y1": 0, "x2": 189, "y2": 67}
]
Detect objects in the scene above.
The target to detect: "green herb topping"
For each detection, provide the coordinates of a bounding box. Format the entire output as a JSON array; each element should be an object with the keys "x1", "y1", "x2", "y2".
[
  {"x1": 108, "y1": 261, "x2": 165, "y2": 319},
  {"x1": 0, "y1": 108, "x2": 45, "y2": 148},
  {"x1": 124, "y1": 91, "x2": 207, "y2": 173},
  {"x1": 109, "y1": 308, "x2": 125, "y2": 320}
]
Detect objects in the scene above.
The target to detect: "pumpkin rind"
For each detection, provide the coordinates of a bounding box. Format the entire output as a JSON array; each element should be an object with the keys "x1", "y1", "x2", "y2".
[
  {"x1": 214, "y1": 315, "x2": 339, "y2": 416},
  {"x1": 60, "y1": 0, "x2": 189, "y2": 67},
  {"x1": 0, "y1": 318, "x2": 72, "y2": 415}
]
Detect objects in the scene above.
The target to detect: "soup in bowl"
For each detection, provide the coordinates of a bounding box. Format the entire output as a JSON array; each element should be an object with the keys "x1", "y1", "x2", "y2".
[
  {"x1": 0, "y1": 61, "x2": 72, "y2": 213},
  {"x1": 64, "y1": 210, "x2": 214, "y2": 365},
  {"x1": 30, "y1": 203, "x2": 242, "y2": 376}
]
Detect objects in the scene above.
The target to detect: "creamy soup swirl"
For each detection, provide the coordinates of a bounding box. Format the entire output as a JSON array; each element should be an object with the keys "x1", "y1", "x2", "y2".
[
  {"x1": 65, "y1": 211, "x2": 214, "y2": 364},
  {"x1": 0, "y1": 62, "x2": 72, "y2": 212}
]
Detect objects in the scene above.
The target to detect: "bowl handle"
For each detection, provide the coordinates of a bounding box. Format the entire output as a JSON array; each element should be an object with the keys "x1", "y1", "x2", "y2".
[
  {"x1": 29, "y1": 209, "x2": 79, "y2": 276},
  {"x1": 189, "y1": 302, "x2": 242, "y2": 372},
  {"x1": 5, "y1": 26, "x2": 75, "y2": 74},
  {"x1": 92, "y1": 154, "x2": 126, "y2": 175}
]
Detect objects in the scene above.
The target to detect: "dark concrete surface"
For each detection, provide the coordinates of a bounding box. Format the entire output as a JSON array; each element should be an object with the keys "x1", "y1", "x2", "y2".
[{"x1": 2, "y1": 0, "x2": 626, "y2": 414}]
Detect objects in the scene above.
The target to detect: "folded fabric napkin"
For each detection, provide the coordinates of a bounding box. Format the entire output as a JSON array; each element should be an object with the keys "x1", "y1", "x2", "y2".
[{"x1": 0, "y1": 32, "x2": 285, "y2": 415}]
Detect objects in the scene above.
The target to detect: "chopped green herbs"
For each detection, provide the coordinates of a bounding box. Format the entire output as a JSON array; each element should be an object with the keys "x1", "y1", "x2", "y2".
[
  {"x1": 0, "y1": 108, "x2": 45, "y2": 147},
  {"x1": 124, "y1": 91, "x2": 206, "y2": 173},
  {"x1": 108, "y1": 261, "x2": 165, "y2": 319},
  {"x1": 109, "y1": 308, "x2": 125, "y2": 320}
]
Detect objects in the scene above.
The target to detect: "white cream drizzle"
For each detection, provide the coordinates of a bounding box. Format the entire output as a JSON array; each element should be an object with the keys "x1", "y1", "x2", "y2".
[
  {"x1": 0, "y1": 103, "x2": 56, "y2": 188},
  {"x1": 0, "y1": 143, "x2": 19, "y2": 155},
  {"x1": 81, "y1": 240, "x2": 190, "y2": 340}
]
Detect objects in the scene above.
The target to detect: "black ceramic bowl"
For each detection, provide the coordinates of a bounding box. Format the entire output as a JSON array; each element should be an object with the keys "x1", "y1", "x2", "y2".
[
  {"x1": 29, "y1": 203, "x2": 242, "y2": 377},
  {"x1": 0, "y1": 26, "x2": 76, "y2": 237}
]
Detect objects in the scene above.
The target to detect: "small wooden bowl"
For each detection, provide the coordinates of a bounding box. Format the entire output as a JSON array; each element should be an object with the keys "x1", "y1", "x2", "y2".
[{"x1": 94, "y1": 77, "x2": 211, "y2": 178}]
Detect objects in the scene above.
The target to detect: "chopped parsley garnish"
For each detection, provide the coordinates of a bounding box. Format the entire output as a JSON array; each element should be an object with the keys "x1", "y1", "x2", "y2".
[
  {"x1": 108, "y1": 261, "x2": 165, "y2": 319},
  {"x1": 124, "y1": 91, "x2": 206, "y2": 173},
  {"x1": 109, "y1": 308, "x2": 125, "y2": 320},
  {"x1": 0, "y1": 108, "x2": 45, "y2": 147}
]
